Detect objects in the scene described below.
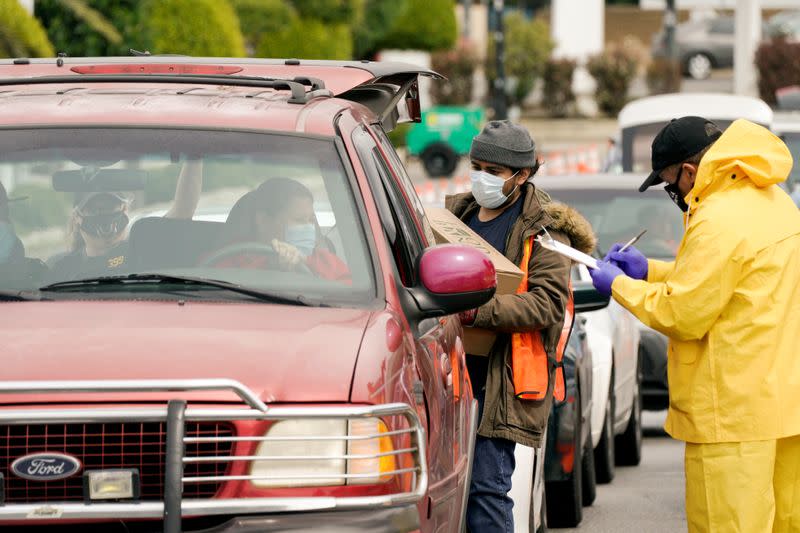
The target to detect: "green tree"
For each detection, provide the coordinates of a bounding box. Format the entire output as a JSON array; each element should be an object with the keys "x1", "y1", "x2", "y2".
[
  {"x1": 486, "y1": 11, "x2": 554, "y2": 106},
  {"x1": 290, "y1": 0, "x2": 361, "y2": 24},
  {"x1": 0, "y1": 0, "x2": 55, "y2": 58},
  {"x1": 232, "y1": 0, "x2": 297, "y2": 56},
  {"x1": 257, "y1": 17, "x2": 352, "y2": 60},
  {"x1": 353, "y1": 0, "x2": 407, "y2": 59},
  {"x1": 354, "y1": 0, "x2": 457, "y2": 59},
  {"x1": 34, "y1": 0, "x2": 135, "y2": 57},
  {"x1": 138, "y1": 0, "x2": 246, "y2": 57}
]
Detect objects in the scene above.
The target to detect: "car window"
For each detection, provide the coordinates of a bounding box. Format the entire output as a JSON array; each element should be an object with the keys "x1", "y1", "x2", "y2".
[
  {"x1": 781, "y1": 132, "x2": 800, "y2": 187},
  {"x1": 370, "y1": 125, "x2": 436, "y2": 246},
  {"x1": 709, "y1": 17, "x2": 734, "y2": 34},
  {"x1": 624, "y1": 120, "x2": 734, "y2": 173},
  {"x1": 353, "y1": 127, "x2": 423, "y2": 286},
  {"x1": 543, "y1": 188, "x2": 684, "y2": 260},
  {"x1": 0, "y1": 128, "x2": 374, "y2": 304}
]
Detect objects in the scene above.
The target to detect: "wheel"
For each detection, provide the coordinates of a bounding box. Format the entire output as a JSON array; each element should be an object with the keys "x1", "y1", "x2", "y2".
[
  {"x1": 545, "y1": 387, "x2": 583, "y2": 528},
  {"x1": 420, "y1": 142, "x2": 459, "y2": 177},
  {"x1": 593, "y1": 381, "x2": 616, "y2": 484},
  {"x1": 581, "y1": 419, "x2": 597, "y2": 507},
  {"x1": 615, "y1": 359, "x2": 643, "y2": 466},
  {"x1": 685, "y1": 52, "x2": 713, "y2": 80}
]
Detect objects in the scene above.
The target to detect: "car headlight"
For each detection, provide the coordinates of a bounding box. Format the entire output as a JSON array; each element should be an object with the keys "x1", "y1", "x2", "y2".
[{"x1": 249, "y1": 417, "x2": 396, "y2": 488}]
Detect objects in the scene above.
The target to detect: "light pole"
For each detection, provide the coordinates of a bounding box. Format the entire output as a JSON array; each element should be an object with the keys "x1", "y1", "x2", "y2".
[
  {"x1": 490, "y1": 0, "x2": 507, "y2": 120},
  {"x1": 664, "y1": 0, "x2": 677, "y2": 62}
]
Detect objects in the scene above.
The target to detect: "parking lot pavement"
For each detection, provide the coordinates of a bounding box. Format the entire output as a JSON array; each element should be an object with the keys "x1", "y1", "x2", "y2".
[{"x1": 560, "y1": 411, "x2": 687, "y2": 532}]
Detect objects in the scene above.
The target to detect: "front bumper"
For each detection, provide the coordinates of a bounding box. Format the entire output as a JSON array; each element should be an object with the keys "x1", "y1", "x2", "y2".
[
  {"x1": 200, "y1": 505, "x2": 420, "y2": 532},
  {"x1": 0, "y1": 380, "x2": 428, "y2": 532}
]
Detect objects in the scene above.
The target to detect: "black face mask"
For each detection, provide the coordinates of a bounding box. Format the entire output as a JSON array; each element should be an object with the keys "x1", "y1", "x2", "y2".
[
  {"x1": 664, "y1": 168, "x2": 689, "y2": 212},
  {"x1": 80, "y1": 211, "x2": 129, "y2": 238}
]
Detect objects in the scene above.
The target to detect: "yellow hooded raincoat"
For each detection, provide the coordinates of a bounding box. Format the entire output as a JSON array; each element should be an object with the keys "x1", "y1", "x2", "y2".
[{"x1": 611, "y1": 119, "x2": 800, "y2": 444}]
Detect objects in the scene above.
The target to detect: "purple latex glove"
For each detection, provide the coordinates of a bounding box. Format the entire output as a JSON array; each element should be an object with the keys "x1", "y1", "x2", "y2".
[
  {"x1": 604, "y1": 243, "x2": 648, "y2": 280},
  {"x1": 589, "y1": 260, "x2": 625, "y2": 297}
]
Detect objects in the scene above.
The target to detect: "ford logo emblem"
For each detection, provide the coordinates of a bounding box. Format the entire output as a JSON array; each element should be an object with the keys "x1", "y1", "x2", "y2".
[{"x1": 11, "y1": 453, "x2": 82, "y2": 481}]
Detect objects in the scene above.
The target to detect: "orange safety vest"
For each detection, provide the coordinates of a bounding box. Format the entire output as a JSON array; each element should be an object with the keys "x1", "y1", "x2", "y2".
[{"x1": 511, "y1": 236, "x2": 574, "y2": 402}]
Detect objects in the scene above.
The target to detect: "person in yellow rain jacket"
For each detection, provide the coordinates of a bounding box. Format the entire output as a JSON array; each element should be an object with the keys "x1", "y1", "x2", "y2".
[{"x1": 589, "y1": 116, "x2": 800, "y2": 533}]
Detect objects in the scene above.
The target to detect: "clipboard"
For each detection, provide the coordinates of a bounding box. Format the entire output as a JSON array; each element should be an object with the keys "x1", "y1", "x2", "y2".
[{"x1": 535, "y1": 234, "x2": 599, "y2": 269}]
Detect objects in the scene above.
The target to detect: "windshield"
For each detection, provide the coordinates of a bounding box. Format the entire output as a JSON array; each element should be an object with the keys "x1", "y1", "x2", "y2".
[
  {"x1": 782, "y1": 132, "x2": 800, "y2": 187},
  {"x1": 543, "y1": 188, "x2": 684, "y2": 260},
  {"x1": 623, "y1": 120, "x2": 735, "y2": 173},
  {"x1": 0, "y1": 128, "x2": 374, "y2": 304}
]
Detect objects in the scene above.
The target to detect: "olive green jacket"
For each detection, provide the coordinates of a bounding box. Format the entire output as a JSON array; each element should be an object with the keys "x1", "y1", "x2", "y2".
[{"x1": 446, "y1": 183, "x2": 595, "y2": 447}]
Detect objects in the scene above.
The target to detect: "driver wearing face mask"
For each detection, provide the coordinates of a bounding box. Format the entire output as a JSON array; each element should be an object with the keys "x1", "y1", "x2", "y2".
[{"x1": 206, "y1": 178, "x2": 350, "y2": 282}]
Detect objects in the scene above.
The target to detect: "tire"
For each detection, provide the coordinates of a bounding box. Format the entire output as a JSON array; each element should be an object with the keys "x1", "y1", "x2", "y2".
[
  {"x1": 684, "y1": 52, "x2": 713, "y2": 80},
  {"x1": 545, "y1": 388, "x2": 583, "y2": 528},
  {"x1": 615, "y1": 360, "x2": 643, "y2": 466},
  {"x1": 420, "y1": 142, "x2": 458, "y2": 177},
  {"x1": 593, "y1": 382, "x2": 616, "y2": 484},
  {"x1": 581, "y1": 419, "x2": 597, "y2": 507}
]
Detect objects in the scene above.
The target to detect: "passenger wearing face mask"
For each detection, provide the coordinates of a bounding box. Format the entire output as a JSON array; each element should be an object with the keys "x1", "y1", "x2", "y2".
[
  {"x1": 446, "y1": 120, "x2": 595, "y2": 532},
  {"x1": 207, "y1": 177, "x2": 349, "y2": 282},
  {"x1": 47, "y1": 159, "x2": 203, "y2": 282},
  {"x1": 0, "y1": 182, "x2": 48, "y2": 289},
  {"x1": 590, "y1": 117, "x2": 800, "y2": 533}
]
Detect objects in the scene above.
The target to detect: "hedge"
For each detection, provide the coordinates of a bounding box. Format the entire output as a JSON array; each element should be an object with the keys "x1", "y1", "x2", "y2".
[
  {"x1": 755, "y1": 37, "x2": 800, "y2": 105},
  {"x1": 138, "y1": 0, "x2": 246, "y2": 57},
  {"x1": 256, "y1": 18, "x2": 352, "y2": 60},
  {"x1": 0, "y1": 0, "x2": 55, "y2": 58}
]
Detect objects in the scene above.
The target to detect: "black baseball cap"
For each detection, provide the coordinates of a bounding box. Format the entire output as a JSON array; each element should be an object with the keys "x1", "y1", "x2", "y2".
[{"x1": 638, "y1": 116, "x2": 722, "y2": 192}]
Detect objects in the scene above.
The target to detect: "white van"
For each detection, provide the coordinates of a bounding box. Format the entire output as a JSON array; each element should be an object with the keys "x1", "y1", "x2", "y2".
[{"x1": 613, "y1": 92, "x2": 774, "y2": 175}]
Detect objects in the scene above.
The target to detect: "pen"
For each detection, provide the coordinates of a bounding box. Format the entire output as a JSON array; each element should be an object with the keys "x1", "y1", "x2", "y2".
[{"x1": 618, "y1": 229, "x2": 647, "y2": 253}]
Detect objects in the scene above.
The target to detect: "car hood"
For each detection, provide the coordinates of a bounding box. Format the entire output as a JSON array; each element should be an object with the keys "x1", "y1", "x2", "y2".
[{"x1": 0, "y1": 301, "x2": 372, "y2": 405}]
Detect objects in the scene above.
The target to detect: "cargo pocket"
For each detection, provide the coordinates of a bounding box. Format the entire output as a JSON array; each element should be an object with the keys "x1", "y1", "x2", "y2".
[{"x1": 505, "y1": 360, "x2": 551, "y2": 434}]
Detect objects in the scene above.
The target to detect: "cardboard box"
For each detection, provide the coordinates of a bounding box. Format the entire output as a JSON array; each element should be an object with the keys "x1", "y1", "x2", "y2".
[{"x1": 424, "y1": 207, "x2": 524, "y2": 356}]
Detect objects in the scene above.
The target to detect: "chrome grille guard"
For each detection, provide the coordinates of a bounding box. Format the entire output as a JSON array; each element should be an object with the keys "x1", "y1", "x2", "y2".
[{"x1": 0, "y1": 379, "x2": 428, "y2": 533}]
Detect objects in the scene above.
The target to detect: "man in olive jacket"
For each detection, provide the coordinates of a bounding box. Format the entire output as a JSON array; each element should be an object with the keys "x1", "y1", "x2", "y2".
[{"x1": 446, "y1": 121, "x2": 595, "y2": 532}]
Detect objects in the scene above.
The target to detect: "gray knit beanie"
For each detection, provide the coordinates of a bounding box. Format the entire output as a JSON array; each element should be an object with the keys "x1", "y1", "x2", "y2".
[{"x1": 469, "y1": 120, "x2": 537, "y2": 169}]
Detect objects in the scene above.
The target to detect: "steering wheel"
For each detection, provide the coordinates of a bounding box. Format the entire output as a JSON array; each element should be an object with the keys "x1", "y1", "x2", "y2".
[{"x1": 200, "y1": 242, "x2": 313, "y2": 274}]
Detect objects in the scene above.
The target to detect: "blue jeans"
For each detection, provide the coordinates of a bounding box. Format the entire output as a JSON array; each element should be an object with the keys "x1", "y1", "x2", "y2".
[{"x1": 466, "y1": 386, "x2": 516, "y2": 533}]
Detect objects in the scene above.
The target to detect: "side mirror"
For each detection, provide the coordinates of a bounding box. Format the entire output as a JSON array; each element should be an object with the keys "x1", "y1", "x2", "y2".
[
  {"x1": 573, "y1": 280, "x2": 610, "y2": 313},
  {"x1": 407, "y1": 244, "x2": 496, "y2": 319}
]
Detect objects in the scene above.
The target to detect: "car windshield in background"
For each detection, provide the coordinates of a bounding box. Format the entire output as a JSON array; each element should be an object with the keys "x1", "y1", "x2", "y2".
[
  {"x1": 0, "y1": 128, "x2": 374, "y2": 304},
  {"x1": 782, "y1": 132, "x2": 800, "y2": 186},
  {"x1": 544, "y1": 188, "x2": 684, "y2": 260}
]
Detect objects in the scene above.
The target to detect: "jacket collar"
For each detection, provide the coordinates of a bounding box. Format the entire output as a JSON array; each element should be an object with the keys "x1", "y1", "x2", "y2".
[{"x1": 445, "y1": 183, "x2": 553, "y2": 235}]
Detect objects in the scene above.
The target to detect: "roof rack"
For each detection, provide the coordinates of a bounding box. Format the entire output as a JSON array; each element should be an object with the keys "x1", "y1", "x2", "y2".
[{"x1": 0, "y1": 74, "x2": 334, "y2": 104}]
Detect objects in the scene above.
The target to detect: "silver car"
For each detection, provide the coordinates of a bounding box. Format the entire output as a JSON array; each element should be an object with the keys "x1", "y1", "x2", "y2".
[{"x1": 652, "y1": 16, "x2": 736, "y2": 80}]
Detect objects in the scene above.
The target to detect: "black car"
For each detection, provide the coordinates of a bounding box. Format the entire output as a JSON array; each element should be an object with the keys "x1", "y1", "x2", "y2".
[
  {"x1": 542, "y1": 278, "x2": 602, "y2": 529},
  {"x1": 535, "y1": 174, "x2": 681, "y2": 411}
]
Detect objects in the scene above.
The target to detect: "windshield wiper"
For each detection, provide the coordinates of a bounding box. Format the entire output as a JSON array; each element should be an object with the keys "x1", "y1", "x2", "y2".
[
  {"x1": 39, "y1": 273, "x2": 321, "y2": 306},
  {"x1": 0, "y1": 290, "x2": 46, "y2": 301}
]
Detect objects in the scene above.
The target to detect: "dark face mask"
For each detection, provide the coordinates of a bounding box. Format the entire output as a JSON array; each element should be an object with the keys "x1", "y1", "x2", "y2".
[
  {"x1": 664, "y1": 168, "x2": 689, "y2": 212},
  {"x1": 80, "y1": 211, "x2": 129, "y2": 238}
]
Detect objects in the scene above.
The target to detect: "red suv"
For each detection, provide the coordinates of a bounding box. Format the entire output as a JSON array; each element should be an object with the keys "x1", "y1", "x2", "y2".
[{"x1": 0, "y1": 57, "x2": 498, "y2": 532}]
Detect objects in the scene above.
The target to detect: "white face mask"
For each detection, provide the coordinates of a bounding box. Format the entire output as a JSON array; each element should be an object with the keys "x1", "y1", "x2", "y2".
[{"x1": 470, "y1": 170, "x2": 519, "y2": 209}]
